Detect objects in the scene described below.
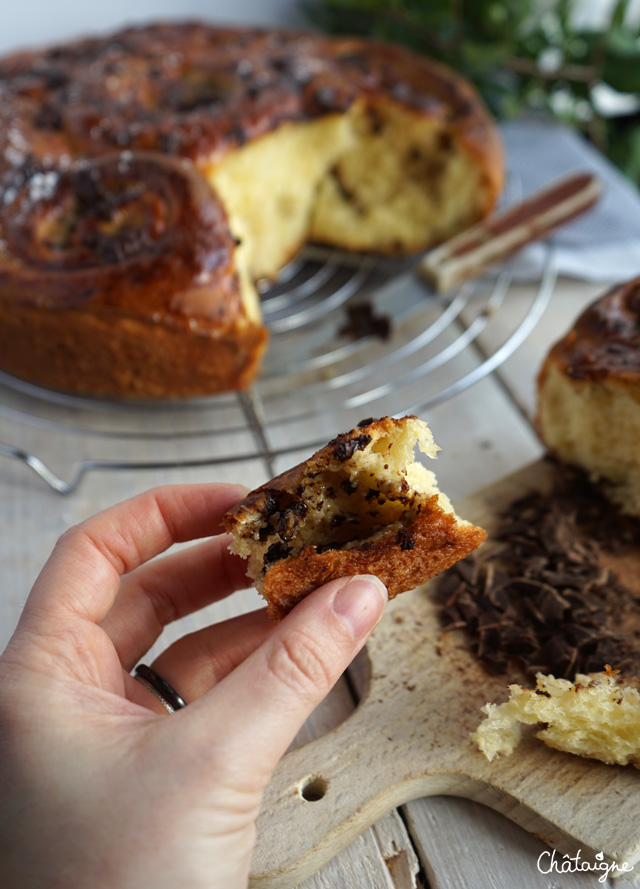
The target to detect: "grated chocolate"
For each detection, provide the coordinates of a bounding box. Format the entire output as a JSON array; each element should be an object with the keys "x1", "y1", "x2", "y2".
[{"x1": 436, "y1": 462, "x2": 640, "y2": 679}]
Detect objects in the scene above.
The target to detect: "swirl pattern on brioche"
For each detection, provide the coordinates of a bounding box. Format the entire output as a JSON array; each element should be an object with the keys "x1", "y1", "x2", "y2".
[
  {"x1": 1, "y1": 152, "x2": 240, "y2": 315},
  {"x1": 0, "y1": 152, "x2": 265, "y2": 397}
]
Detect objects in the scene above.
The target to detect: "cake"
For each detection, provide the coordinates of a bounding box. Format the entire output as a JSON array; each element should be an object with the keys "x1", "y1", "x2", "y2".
[
  {"x1": 0, "y1": 22, "x2": 503, "y2": 398},
  {"x1": 223, "y1": 415, "x2": 486, "y2": 620},
  {"x1": 0, "y1": 152, "x2": 266, "y2": 397},
  {"x1": 537, "y1": 277, "x2": 640, "y2": 515},
  {"x1": 474, "y1": 667, "x2": 640, "y2": 769}
]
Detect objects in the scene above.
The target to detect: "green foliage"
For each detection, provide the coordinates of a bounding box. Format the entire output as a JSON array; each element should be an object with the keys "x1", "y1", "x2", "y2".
[{"x1": 302, "y1": 0, "x2": 640, "y2": 184}]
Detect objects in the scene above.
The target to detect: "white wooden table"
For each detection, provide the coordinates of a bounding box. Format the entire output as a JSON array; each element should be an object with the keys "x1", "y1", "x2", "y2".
[{"x1": 1, "y1": 271, "x2": 637, "y2": 889}]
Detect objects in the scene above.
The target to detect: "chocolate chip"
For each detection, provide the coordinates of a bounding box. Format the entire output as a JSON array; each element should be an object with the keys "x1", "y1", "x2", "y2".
[
  {"x1": 263, "y1": 541, "x2": 291, "y2": 565},
  {"x1": 332, "y1": 434, "x2": 371, "y2": 462},
  {"x1": 396, "y1": 528, "x2": 415, "y2": 551},
  {"x1": 276, "y1": 500, "x2": 307, "y2": 540},
  {"x1": 261, "y1": 491, "x2": 281, "y2": 519}
]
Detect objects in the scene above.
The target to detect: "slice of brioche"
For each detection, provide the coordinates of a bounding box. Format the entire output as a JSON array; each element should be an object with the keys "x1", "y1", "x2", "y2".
[
  {"x1": 537, "y1": 277, "x2": 640, "y2": 516},
  {"x1": 474, "y1": 669, "x2": 640, "y2": 768},
  {"x1": 223, "y1": 415, "x2": 486, "y2": 620}
]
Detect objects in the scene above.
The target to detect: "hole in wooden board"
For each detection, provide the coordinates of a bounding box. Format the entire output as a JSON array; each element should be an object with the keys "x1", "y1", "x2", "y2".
[{"x1": 299, "y1": 775, "x2": 329, "y2": 802}]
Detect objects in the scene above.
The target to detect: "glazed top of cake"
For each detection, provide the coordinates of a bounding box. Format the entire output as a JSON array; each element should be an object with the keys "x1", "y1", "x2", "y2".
[
  {"x1": 0, "y1": 21, "x2": 501, "y2": 330},
  {"x1": 0, "y1": 21, "x2": 500, "y2": 176},
  {"x1": 548, "y1": 277, "x2": 640, "y2": 383}
]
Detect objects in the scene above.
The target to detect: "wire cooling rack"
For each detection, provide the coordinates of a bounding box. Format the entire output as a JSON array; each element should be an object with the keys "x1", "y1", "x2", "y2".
[{"x1": 0, "y1": 243, "x2": 557, "y2": 495}]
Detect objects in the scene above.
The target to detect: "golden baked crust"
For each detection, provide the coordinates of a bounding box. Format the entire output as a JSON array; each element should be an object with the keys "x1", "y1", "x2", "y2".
[
  {"x1": 537, "y1": 278, "x2": 640, "y2": 514},
  {"x1": 223, "y1": 416, "x2": 486, "y2": 619},
  {"x1": 0, "y1": 22, "x2": 503, "y2": 398}
]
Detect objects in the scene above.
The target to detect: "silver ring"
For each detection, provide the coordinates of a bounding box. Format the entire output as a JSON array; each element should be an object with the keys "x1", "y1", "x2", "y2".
[{"x1": 134, "y1": 664, "x2": 187, "y2": 714}]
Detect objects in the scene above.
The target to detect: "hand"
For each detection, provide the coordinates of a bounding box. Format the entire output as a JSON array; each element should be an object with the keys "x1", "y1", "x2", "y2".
[{"x1": 0, "y1": 484, "x2": 387, "y2": 889}]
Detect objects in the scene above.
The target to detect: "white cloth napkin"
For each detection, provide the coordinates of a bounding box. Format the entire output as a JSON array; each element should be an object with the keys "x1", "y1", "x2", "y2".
[{"x1": 500, "y1": 117, "x2": 640, "y2": 282}]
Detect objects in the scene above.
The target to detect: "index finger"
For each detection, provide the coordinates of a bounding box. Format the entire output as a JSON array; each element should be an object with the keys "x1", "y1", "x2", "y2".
[{"x1": 23, "y1": 483, "x2": 247, "y2": 628}]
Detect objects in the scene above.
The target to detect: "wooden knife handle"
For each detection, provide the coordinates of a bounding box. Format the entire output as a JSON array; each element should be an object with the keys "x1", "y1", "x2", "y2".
[{"x1": 419, "y1": 172, "x2": 601, "y2": 292}]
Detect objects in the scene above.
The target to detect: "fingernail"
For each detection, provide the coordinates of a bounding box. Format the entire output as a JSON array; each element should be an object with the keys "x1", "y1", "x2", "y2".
[{"x1": 333, "y1": 575, "x2": 388, "y2": 639}]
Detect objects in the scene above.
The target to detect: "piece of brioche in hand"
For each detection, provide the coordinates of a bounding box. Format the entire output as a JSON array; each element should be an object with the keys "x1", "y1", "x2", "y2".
[
  {"x1": 474, "y1": 669, "x2": 640, "y2": 768},
  {"x1": 223, "y1": 416, "x2": 486, "y2": 620},
  {"x1": 537, "y1": 277, "x2": 640, "y2": 516}
]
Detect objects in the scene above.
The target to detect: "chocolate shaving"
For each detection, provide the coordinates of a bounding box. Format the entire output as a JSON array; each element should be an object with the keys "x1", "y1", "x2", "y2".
[
  {"x1": 436, "y1": 462, "x2": 640, "y2": 679},
  {"x1": 339, "y1": 303, "x2": 391, "y2": 342}
]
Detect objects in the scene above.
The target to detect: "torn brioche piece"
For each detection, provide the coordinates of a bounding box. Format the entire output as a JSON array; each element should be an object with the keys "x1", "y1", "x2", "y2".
[
  {"x1": 474, "y1": 668, "x2": 640, "y2": 769},
  {"x1": 223, "y1": 415, "x2": 486, "y2": 620}
]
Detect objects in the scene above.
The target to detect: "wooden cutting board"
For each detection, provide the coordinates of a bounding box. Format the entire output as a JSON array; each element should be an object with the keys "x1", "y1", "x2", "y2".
[{"x1": 249, "y1": 460, "x2": 640, "y2": 888}]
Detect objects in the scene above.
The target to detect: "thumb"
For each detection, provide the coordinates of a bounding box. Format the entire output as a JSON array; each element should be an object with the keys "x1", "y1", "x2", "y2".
[{"x1": 189, "y1": 574, "x2": 387, "y2": 785}]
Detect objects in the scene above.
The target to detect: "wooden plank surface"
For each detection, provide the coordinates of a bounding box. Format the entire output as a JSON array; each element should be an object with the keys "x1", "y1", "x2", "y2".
[{"x1": 404, "y1": 797, "x2": 611, "y2": 889}]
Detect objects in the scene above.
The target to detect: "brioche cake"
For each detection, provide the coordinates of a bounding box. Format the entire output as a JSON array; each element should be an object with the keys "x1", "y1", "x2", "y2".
[
  {"x1": 0, "y1": 22, "x2": 503, "y2": 397},
  {"x1": 474, "y1": 668, "x2": 640, "y2": 769},
  {"x1": 537, "y1": 277, "x2": 640, "y2": 515},
  {"x1": 223, "y1": 415, "x2": 486, "y2": 619}
]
